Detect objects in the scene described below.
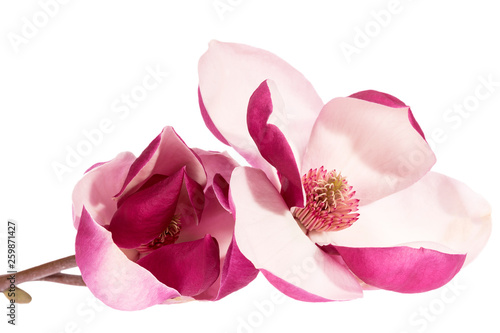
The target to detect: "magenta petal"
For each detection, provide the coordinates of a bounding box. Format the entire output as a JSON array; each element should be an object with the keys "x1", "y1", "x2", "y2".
[
  {"x1": 247, "y1": 80, "x2": 304, "y2": 208},
  {"x1": 349, "y1": 90, "x2": 425, "y2": 140},
  {"x1": 214, "y1": 236, "x2": 259, "y2": 300},
  {"x1": 327, "y1": 245, "x2": 466, "y2": 293},
  {"x1": 349, "y1": 90, "x2": 406, "y2": 108},
  {"x1": 213, "y1": 174, "x2": 230, "y2": 212},
  {"x1": 198, "y1": 41, "x2": 323, "y2": 191},
  {"x1": 181, "y1": 172, "x2": 205, "y2": 223},
  {"x1": 116, "y1": 127, "x2": 206, "y2": 199},
  {"x1": 137, "y1": 235, "x2": 220, "y2": 297},
  {"x1": 76, "y1": 207, "x2": 180, "y2": 310},
  {"x1": 109, "y1": 168, "x2": 185, "y2": 249}
]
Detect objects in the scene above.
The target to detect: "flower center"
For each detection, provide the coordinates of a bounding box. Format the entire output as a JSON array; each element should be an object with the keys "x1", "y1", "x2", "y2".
[
  {"x1": 137, "y1": 214, "x2": 181, "y2": 253},
  {"x1": 292, "y1": 166, "x2": 359, "y2": 232}
]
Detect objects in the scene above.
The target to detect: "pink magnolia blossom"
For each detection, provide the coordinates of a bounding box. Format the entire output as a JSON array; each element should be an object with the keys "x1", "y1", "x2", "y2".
[
  {"x1": 72, "y1": 126, "x2": 258, "y2": 310},
  {"x1": 198, "y1": 41, "x2": 492, "y2": 301}
]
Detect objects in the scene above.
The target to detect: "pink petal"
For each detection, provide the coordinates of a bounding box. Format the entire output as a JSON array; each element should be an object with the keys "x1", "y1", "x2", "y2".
[
  {"x1": 230, "y1": 166, "x2": 363, "y2": 301},
  {"x1": 75, "y1": 207, "x2": 180, "y2": 310},
  {"x1": 179, "y1": 171, "x2": 205, "y2": 224},
  {"x1": 137, "y1": 234, "x2": 220, "y2": 297},
  {"x1": 309, "y1": 172, "x2": 492, "y2": 266},
  {"x1": 323, "y1": 245, "x2": 466, "y2": 293},
  {"x1": 115, "y1": 126, "x2": 206, "y2": 199},
  {"x1": 177, "y1": 188, "x2": 234, "y2": 254},
  {"x1": 108, "y1": 168, "x2": 185, "y2": 249},
  {"x1": 302, "y1": 97, "x2": 436, "y2": 204},
  {"x1": 213, "y1": 236, "x2": 259, "y2": 300},
  {"x1": 349, "y1": 90, "x2": 426, "y2": 139},
  {"x1": 198, "y1": 40, "x2": 323, "y2": 188},
  {"x1": 192, "y1": 148, "x2": 240, "y2": 211},
  {"x1": 72, "y1": 152, "x2": 136, "y2": 228},
  {"x1": 247, "y1": 80, "x2": 304, "y2": 208},
  {"x1": 175, "y1": 185, "x2": 259, "y2": 301},
  {"x1": 198, "y1": 87, "x2": 230, "y2": 145},
  {"x1": 212, "y1": 174, "x2": 230, "y2": 212},
  {"x1": 191, "y1": 148, "x2": 239, "y2": 190}
]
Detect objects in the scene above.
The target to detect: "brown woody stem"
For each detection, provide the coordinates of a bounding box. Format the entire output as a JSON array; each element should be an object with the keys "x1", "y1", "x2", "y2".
[{"x1": 0, "y1": 255, "x2": 85, "y2": 292}]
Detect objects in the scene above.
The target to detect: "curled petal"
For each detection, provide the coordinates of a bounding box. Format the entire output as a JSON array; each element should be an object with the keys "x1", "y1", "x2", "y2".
[
  {"x1": 322, "y1": 245, "x2": 466, "y2": 293},
  {"x1": 76, "y1": 207, "x2": 180, "y2": 310},
  {"x1": 349, "y1": 90, "x2": 426, "y2": 139},
  {"x1": 247, "y1": 80, "x2": 304, "y2": 208},
  {"x1": 116, "y1": 126, "x2": 206, "y2": 199},
  {"x1": 303, "y1": 97, "x2": 436, "y2": 204},
  {"x1": 108, "y1": 168, "x2": 184, "y2": 249},
  {"x1": 230, "y1": 166, "x2": 363, "y2": 301},
  {"x1": 198, "y1": 40, "x2": 323, "y2": 190}
]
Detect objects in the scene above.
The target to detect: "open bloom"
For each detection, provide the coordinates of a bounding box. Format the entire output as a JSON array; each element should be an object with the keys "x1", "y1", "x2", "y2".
[
  {"x1": 72, "y1": 126, "x2": 257, "y2": 310},
  {"x1": 198, "y1": 41, "x2": 492, "y2": 300}
]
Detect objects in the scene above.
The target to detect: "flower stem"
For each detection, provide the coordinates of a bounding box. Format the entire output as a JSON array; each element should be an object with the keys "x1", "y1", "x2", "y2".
[
  {"x1": 0, "y1": 255, "x2": 85, "y2": 292},
  {"x1": 37, "y1": 273, "x2": 85, "y2": 286}
]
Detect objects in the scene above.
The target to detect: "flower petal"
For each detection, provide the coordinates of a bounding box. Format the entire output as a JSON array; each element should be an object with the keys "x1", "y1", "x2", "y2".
[
  {"x1": 72, "y1": 152, "x2": 136, "y2": 228},
  {"x1": 230, "y1": 166, "x2": 363, "y2": 301},
  {"x1": 115, "y1": 126, "x2": 206, "y2": 199},
  {"x1": 178, "y1": 171, "x2": 205, "y2": 224},
  {"x1": 198, "y1": 87, "x2": 230, "y2": 145},
  {"x1": 108, "y1": 168, "x2": 185, "y2": 249},
  {"x1": 302, "y1": 97, "x2": 436, "y2": 204},
  {"x1": 75, "y1": 207, "x2": 180, "y2": 310},
  {"x1": 191, "y1": 148, "x2": 239, "y2": 188},
  {"x1": 349, "y1": 90, "x2": 426, "y2": 139},
  {"x1": 247, "y1": 80, "x2": 304, "y2": 208},
  {"x1": 198, "y1": 40, "x2": 323, "y2": 188},
  {"x1": 212, "y1": 174, "x2": 230, "y2": 212},
  {"x1": 137, "y1": 234, "x2": 220, "y2": 297},
  {"x1": 323, "y1": 245, "x2": 466, "y2": 293},
  {"x1": 176, "y1": 187, "x2": 247, "y2": 300},
  {"x1": 191, "y1": 148, "x2": 240, "y2": 212},
  {"x1": 214, "y1": 236, "x2": 259, "y2": 300},
  {"x1": 310, "y1": 172, "x2": 492, "y2": 266}
]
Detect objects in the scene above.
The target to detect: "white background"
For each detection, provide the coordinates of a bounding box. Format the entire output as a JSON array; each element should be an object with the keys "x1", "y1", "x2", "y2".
[{"x1": 1, "y1": 1, "x2": 499, "y2": 332}]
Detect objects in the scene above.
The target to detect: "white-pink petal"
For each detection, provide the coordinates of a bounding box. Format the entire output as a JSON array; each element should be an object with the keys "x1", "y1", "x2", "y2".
[
  {"x1": 230, "y1": 166, "x2": 363, "y2": 301},
  {"x1": 310, "y1": 172, "x2": 492, "y2": 266},
  {"x1": 302, "y1": 97, "x2": 436, "y2": 205},
  {"x1": 198, "y1": 40, "x2": 323, "y2": 188}
]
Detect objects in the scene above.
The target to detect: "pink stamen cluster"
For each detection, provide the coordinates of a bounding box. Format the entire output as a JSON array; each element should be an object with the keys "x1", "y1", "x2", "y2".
[
  {"x1": 292, "y1": 167, "x2": 359, "y2": 232},
  {"x1": 137, "y1": 215, "x2": 181, "y2": 253}
]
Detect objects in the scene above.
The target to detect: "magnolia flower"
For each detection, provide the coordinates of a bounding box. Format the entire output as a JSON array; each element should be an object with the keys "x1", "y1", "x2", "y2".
[
  {"x1": 72, "y1": 126, "x2": 257, "y2": 310},
  {"x1": 198, "y1": 41, "x2": 492, "y2": 301}
]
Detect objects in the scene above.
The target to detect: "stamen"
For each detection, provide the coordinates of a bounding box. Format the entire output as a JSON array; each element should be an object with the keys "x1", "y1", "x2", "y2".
[
  {"x1": 292, "y1": 167, "x2": 359, "y2": 232},
  {"x1": 137, "y1": 214, "x2": 181, "y2": 253}
]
